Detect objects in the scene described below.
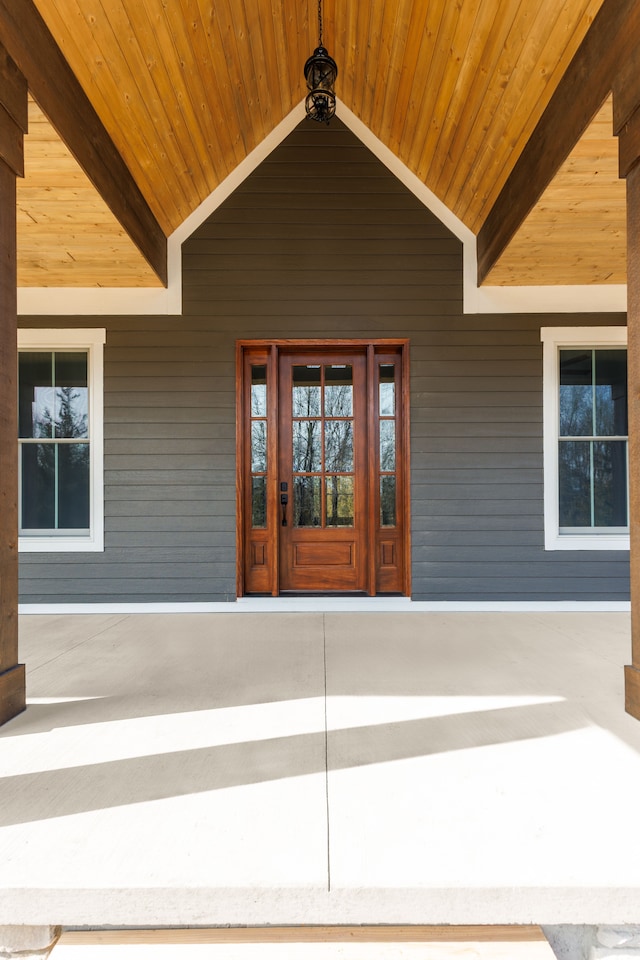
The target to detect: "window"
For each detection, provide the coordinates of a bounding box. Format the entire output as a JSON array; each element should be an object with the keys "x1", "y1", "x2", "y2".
[
  {"x1": 541, "y1": 327, "x2": 628, "y2": 551},
  {"x1": 18, "y1": 329, "x2": 105, "y2": 552}
]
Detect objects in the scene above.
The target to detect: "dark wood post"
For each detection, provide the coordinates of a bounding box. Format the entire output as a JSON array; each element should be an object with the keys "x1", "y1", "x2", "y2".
[
  {"x1": 0, "y1": 45, "x2": 26, "y2": 726},
  {"x1": 624, "y1": 159, "x2": 640, "y2": 718},
  {"x1": 615, "y1": 71, "x2": 640, "y2": 719}
]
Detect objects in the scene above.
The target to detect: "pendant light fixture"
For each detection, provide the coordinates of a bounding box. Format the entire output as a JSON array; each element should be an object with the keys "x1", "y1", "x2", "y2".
[{"x1": 304, "y1": 0, "x2": 337, "y2": 123}]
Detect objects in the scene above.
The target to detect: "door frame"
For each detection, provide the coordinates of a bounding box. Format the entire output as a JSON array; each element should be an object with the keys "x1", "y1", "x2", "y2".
[{"x1": 235, "y1": 339, "x2": 411, "y2": 597}]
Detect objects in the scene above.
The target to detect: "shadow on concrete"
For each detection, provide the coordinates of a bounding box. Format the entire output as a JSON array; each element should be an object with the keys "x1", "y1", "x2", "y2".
[
  {"x1": 0, "y1": 700, "x2": 583, "y2": 826},
  {"x1": 7, "y1": 612, "x2": 632, "y2": 736}
]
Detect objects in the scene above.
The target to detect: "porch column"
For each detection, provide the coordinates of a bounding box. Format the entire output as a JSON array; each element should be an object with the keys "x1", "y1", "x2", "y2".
[
  {"x1": 0, "y1": 45, "x2": 26, "y2": 727},
  {"x1": 0, "y1": 926, "x2": 61, "y2": 959},
  {"x1": 625, "y1": 152, "x2": 640, "y2": 719},
  {"x1": 614, "y1": 66, "x2": 640, "y2": 718}
]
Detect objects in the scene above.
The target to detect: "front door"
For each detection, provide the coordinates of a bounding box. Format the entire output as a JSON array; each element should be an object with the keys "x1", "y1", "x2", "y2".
[
  {"x1": 278, "y1": 350, "x2": 367, "y2": 592},
  {"x1": 238, "y1": 340, "x2": 409, "y2": 596}
]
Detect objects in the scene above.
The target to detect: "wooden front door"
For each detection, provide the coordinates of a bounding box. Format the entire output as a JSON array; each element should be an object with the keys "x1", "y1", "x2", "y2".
[
  {"x1": 278, "y1": 350, "x2": 367, "y2": 592},
  {"x1": 238, "y1": 340, "x2": 409, "y2": 596}
]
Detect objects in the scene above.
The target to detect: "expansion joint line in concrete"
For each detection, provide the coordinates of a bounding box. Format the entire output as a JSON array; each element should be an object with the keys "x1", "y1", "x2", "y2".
[
  {"x1": 28, "y1": 615, "x2": 130, "y2": 676},
  {"x1": 323, "y1": 612, "x2": 331, "y2": 892}
]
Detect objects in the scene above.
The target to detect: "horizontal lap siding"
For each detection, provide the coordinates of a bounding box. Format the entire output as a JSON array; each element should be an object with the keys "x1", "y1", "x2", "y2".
[
  {"x1": 411, "y1": 326, "x2": 629, "y2": 599},
  {"x1": 18, "y1": 119, "x2": 629, "y2": 602},
  {"x1": 18, "y1": 320, "x2": 237, "y2": 602}
]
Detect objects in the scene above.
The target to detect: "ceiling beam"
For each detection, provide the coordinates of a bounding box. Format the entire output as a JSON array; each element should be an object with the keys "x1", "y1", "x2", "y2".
[
  {"x1": 476, "y1": 0, "x2": 640, "y2": 286},
  {"x1": 0, "y1": 0, "x2": 167, "y2": 286}
]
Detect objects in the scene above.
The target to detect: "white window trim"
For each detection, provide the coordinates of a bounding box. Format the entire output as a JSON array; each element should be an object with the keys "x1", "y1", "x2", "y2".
[
  {"x1": 541, "y1": 326, "x2": 629, "y2": 551},
  {"x1": 18, "y1": 328, "x2": 106, "y2": 553}
]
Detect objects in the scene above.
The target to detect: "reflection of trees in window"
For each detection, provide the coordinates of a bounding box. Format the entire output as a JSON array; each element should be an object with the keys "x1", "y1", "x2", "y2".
[
  {"x1": 559, "y1": 349, "x2": 628, "y2": 529},
  {"x1": 293, "y1": 413, "x2": 322, "y2": 527},
  {"x1": 559, "y1": 440, "x2": 627, "y2": 528},
  {"x1": 33, "y1": 385, "x2": 88, "y2": 437},
  {"x1": 21, "y1": 439, "x2": 90, "y2": 530},
  {"x1": 56, "y1": 386, "x2": 88, "y2": 438},
  {"x1": 251, "y1": 421, "x2": 267, "y2": 472},
  {"x1": 19, "y1": 352, "x2": 90, "y2": 532},
  {"x1": 324, "y1": 369, "x2": 354, "y2": 527},
  {"x1": 249, "y1": 365, "x2": 268, "y2": 529},
  {"x1": 292, "y1": 366, "x2": 321, "y2": 417},
  {"x1": 293, "y1": 420, "x2": 320, "y2": 473},
  {"x1": 325, "y1": 383, "x2": 352, "y2": 417},
  {"x1": 325, "y1": 420, "x2": 353, "y2": 473},
  {"x1": 559, "y1": 442, "x2": 590, "y2": 526},
  {"x1": 378, "y1": 364, "x2": 397, "y2": 527},
  {"x1": 292, "y1": 366, "x2": 354, "y2": 528},
  {"x1": 294, "y1": 476, "x2": 320, "y2": 526},
  {"x1": 326, "y1": 476, "x2": 354, "y2": 527},
  {"x1": 251, "y1": 477, "x2": 266, "y2": 527}
]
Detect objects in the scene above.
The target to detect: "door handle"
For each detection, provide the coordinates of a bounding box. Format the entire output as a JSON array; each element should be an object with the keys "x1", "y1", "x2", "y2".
[{"x1": 280, "y1": 482, "x2": 288, "y2": 527}]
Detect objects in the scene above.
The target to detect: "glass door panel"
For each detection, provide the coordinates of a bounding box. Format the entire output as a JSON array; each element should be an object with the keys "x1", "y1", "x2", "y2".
[
  {"x1": 291, "y1": 364, "x2": 355, "y2": 530},
  {"x1": 378, "y1": 364, "x2": 397, "y2": 527}
]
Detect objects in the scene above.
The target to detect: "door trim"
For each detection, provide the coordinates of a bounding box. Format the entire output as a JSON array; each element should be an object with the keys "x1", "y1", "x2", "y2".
[{"x1": 236, "y1": 339, "x2": 411, "y2": 598}]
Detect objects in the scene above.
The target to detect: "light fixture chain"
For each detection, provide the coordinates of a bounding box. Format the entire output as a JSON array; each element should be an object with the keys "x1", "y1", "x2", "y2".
[{"x1": 318, "y1": 0, "x2": 323, "y2": 46}]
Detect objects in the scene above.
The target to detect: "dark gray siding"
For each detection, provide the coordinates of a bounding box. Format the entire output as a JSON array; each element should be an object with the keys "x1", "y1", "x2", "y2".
[{"x1": 18, "y1": 119, "x2": 630, "y2": 602}]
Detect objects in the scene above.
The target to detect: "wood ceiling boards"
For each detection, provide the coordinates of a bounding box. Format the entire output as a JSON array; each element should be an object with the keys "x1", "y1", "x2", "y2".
[
  {"x1": 487, "y1": 97, "x2": 626, "y2": 285},
  {"x1": 20, "y1": 0, "x2": 621, "y2": 289},
  {"x1": 19, "y1": 99, "x2": 161, "y2": 287}
]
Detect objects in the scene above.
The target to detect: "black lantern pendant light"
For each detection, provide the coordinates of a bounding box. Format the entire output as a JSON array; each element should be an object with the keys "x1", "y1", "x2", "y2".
[{"x1": 304, "y1": 0, "x2": 337, "y2": 123}]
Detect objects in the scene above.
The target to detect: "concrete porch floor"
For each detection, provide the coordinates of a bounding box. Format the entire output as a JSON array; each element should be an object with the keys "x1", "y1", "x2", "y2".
[{"x1": 1, "y1": 610, "x2": 639, "y2": 929}]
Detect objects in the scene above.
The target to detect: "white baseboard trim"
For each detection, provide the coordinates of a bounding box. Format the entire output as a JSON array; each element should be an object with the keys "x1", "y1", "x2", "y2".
[{"x1": 18, "y1": 599, "x2": 631, "y2": 614}]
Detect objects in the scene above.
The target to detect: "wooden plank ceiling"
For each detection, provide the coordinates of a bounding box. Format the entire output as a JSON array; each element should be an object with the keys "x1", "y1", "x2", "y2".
[
  {"x1": 19, "y1": 99, "x2": 160, "y2": 287},
  {"x1": 19, "y1": 0, "x2": 622, "y2": 288},
  {"x1": 485, "y1": 97, "x2": 626, "y2": 285}
]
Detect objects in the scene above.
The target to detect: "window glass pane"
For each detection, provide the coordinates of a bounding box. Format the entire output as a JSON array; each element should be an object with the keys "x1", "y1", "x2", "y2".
[
  {"x1": 380, "y1": 475, "x2": 396, "y2": 527},
  {"x1": 380, "y1": 419, "x2": 396, "y2": 470},
  {"x1": 379, "y1": 365, "x2": 395, "y2": 416},
  {"x1": 293, "y1": 366, "x2": 321, "y2": 416},
  {"x1": 21, "y1": 444, "x2": 55, "y2": 529},
  {"x1": 21, "y1": 443, "x2": 90, "y2": 531},
  {"x1": 294, "y1": 476, "x2": 321, "y2": 527},
  {"x1": 251, "y1": 365, "x2": 267, "y2": 417},
  {"x1": 293, "y1": 420, "x2": 321, "y2": 472},
  {"x1": 18, "y1": 352, "x2": 54, "y2": 439},
  {"x1": 55, "y1": 352, "x2": 88, "y2": 386},
  {"x1": 55, "y1": 353, "x2": 88, "y2": 439},
  {"x1": 58, "y1": 444, "x2": 90, "y2": 528},
  {"x1": 326, "y1": 475, "x2": 354, "y2": 527},
  {"x1": 595, "y1": 350, "x2": 627, "y2": 437},
  {"x1": 594, "y1": 440, "x2": 628, "y2": 526},
  {"x1": 559, "y1": 441, "x2": 591, "y2": 527},
  {"x1": 324, "y1": 365, "x2": 353, "y2": 416},
  {"x1": 325, "y1": 420, "x2": 353, "y2": 472},
  {"x1": 251, "y1": 421, "x2": 267, "y2": 472},
  {"x1": 251, "y1": 476, "x2": 267, "y2": 528},
  {"x1": 559, "y1": 350, "x2": 592, "y2": 437}
]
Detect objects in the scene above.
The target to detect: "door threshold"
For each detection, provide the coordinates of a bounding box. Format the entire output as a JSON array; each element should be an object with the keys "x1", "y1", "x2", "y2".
[{"x1": 237, "y1": 595, "x2": 412, "y2": 612}]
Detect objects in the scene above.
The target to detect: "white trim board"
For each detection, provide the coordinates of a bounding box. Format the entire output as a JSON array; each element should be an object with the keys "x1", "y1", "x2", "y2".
[
  {"x1": 470, "y1": 283, "x2": 626, "y2": 315},
  {"x1": 17, "y1": 100, "x2": 627, "y2": 318},
  {"x1": 18, "y1": 600, "x2": 631, "y2": 614}
]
